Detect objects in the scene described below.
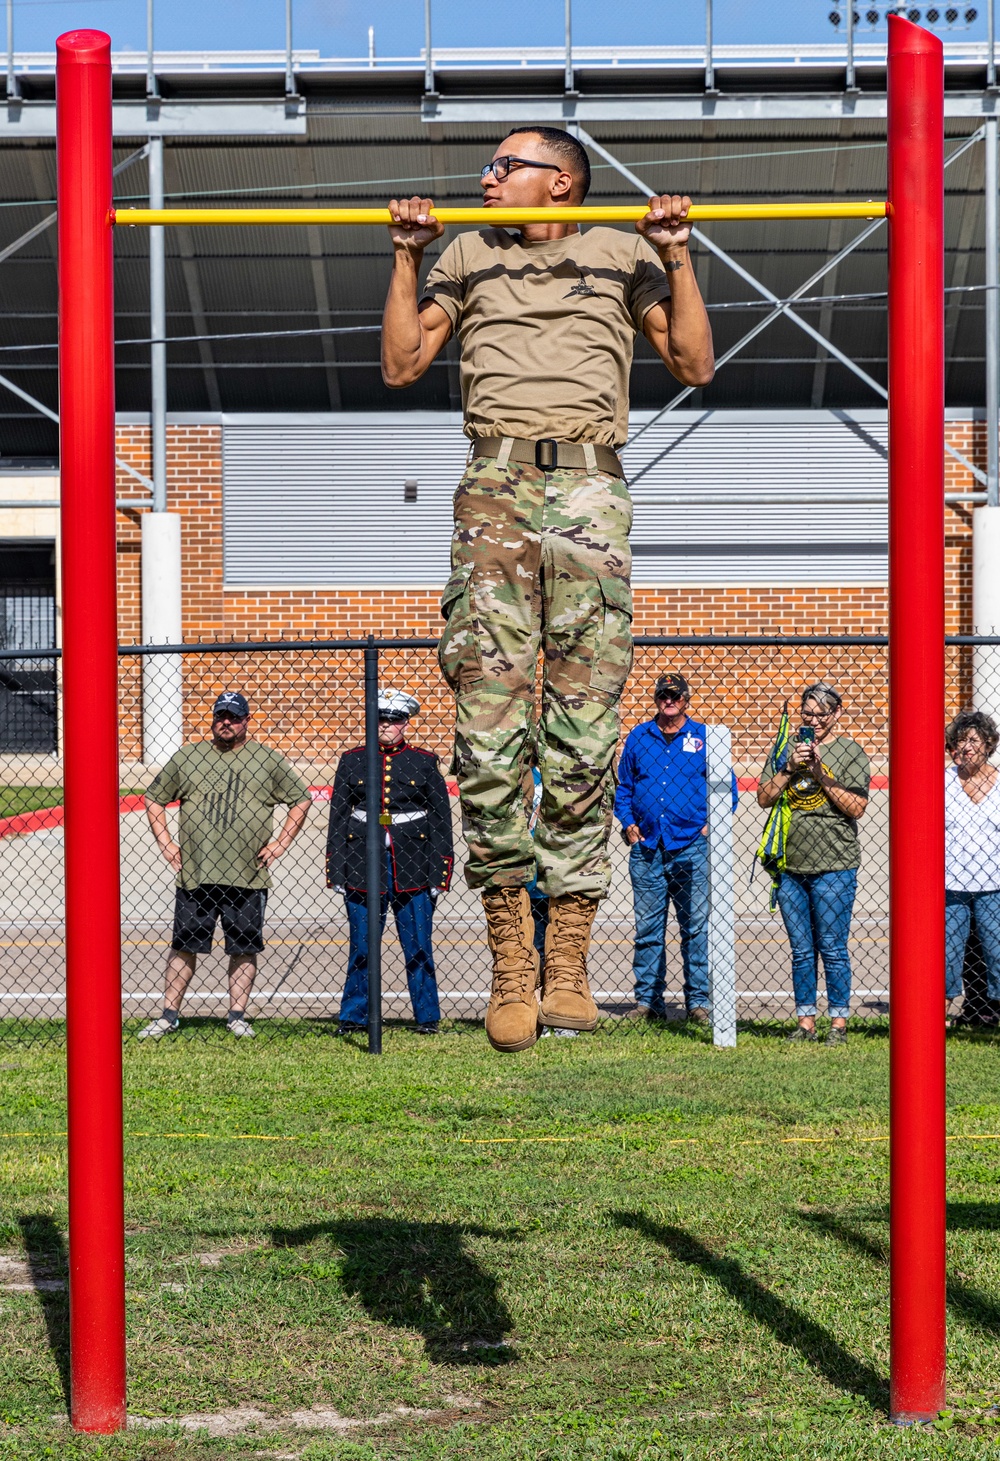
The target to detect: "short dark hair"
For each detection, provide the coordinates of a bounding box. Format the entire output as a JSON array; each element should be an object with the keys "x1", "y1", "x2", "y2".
[
  {"x1": 946, "y1": 708, "x2": 1000, "y2": 756},
  {"x1": 503, "y1": 126, "x2": 591, "y2": 199}
]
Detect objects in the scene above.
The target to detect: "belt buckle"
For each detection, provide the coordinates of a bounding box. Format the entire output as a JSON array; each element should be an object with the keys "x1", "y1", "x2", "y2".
[
  {"x1": 378, "y1": 813, "x2": 392, "y2": 826},
  {"x1": 535, "y1": 438, "x2": 558, "y2": 472}
]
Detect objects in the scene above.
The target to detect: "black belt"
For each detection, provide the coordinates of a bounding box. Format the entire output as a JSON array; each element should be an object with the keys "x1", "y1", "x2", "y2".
[{"x1": 471, "y1": 435, "x2": 624, "y2": 479}]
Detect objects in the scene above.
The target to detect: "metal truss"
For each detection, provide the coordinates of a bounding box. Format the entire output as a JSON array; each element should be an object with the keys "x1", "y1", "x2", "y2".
[
  {"x1": 576, "y1": 124, "x2": 990, "y2": 489},
  {"x1": 0, "y1": 145, "x2": 155, "y2": 492}
]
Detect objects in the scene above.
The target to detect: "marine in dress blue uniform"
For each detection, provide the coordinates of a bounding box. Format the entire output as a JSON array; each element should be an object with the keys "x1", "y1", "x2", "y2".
[{"x1": 326, "y1": 690, "x2": 454, "y2": 1032}]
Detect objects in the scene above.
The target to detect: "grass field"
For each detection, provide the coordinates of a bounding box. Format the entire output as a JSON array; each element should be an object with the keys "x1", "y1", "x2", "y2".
[
  {"x1": 0, "y1": 788, "x2": 144, "y2": 819},
  {"x1": 3, "y1": 1023, "x2": 1000, "y2": 1459}
]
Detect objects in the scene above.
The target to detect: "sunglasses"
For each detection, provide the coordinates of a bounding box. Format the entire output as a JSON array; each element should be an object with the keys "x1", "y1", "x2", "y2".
[{"x1": 480, "y1": 155, "x2": 562, "y2": 183}]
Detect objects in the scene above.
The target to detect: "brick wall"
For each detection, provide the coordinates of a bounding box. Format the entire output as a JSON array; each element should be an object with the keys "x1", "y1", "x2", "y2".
[{"x1": 112, "y1": 418, "x2": 983, "y2": 644}]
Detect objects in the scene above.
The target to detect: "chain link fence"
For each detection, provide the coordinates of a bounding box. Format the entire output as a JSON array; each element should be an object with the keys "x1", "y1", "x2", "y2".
[{"x1": 1, "y1": 634, "x2": 998, "y2": 1043}]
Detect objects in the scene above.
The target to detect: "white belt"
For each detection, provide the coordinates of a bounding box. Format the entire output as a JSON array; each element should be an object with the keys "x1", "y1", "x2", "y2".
[{"x1": 351, "y1": 809, "x2": 427, "y2": 825}]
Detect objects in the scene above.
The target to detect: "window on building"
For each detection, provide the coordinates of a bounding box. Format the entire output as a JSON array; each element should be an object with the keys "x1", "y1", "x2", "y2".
[{"x1": 0, "y1": 542, "x2": 57, "y2": 754}]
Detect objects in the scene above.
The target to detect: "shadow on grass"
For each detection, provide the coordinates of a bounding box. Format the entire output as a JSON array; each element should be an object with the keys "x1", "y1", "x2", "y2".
[
  {"x1": 799, "y1": 1206, "x2": 1000, "y2": 1338},
  {"x1": 17, "y1": 1214, "x2": 69, "y2": 1408},
  {"x1": 612, "y1": 1210, "x2": 888, "y2": 1412},
  {"x1": 271, "y1": 1218, "x2": 518, "y2": 1365}
]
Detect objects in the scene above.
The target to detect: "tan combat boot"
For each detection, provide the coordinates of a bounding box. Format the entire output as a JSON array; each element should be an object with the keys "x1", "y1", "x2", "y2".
[
  {"x1": 483, "y1": 887, "x2": 541, "y2": 1053},
  {"x1": 540, "y1": 893, "x2": 600, "y2": 1031}
]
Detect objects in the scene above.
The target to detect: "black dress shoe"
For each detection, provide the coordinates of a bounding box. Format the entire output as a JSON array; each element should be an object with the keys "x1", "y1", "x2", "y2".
[
  {"x1": 335, "y1": 1021, "x2": 366, "y2": 1036},
  {"x1": 415, "y1": 1021, "x2": 439, "y2": 1035}
]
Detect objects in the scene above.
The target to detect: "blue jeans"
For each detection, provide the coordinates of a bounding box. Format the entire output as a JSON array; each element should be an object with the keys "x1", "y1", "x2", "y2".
[
  {"x1": 527, "y1": 873, "x2": 548, "y2": 969},
  {"x1": 339, "y1": 853, "x2": 440, "y2": 1026},
  {"x1": 629, "y1": 836, "x2": 710, "y2": 1013},
  {"x1": 776, "y1": 868, "x2": 857, "y2": 1018},
  {"x1": 945, "y1": 888, "x2": 1000, "y2": 1000}
]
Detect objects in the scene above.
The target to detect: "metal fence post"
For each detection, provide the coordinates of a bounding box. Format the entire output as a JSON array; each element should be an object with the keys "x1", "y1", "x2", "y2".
[
  {"x1": 364, "y1": 636, "x2": 383, "y2": 1054},
  {"x1": 707, "y1": 724, "x2": 736, "y2": 1047}
]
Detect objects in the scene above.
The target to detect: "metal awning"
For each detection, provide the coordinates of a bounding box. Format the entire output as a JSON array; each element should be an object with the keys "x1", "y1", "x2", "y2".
[{"x1": 0, "y1": 47, "x2": 989, "y2": 457}]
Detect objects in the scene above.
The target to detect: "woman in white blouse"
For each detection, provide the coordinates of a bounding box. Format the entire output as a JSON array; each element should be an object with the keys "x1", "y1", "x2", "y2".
[{"x1": 944, "y1": 710, "x2": 1000, "y2": 1024}]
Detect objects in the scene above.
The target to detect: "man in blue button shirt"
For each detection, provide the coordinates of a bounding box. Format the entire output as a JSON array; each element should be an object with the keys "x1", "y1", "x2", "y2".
[{"x1": 615, "y1": 672, "x2": 737, "y2": 1023}]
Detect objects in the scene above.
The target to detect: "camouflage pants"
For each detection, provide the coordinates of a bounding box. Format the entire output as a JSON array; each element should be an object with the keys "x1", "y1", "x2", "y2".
[{"x1": 437, "y1": 456, "x2": 633, "y2": 899}]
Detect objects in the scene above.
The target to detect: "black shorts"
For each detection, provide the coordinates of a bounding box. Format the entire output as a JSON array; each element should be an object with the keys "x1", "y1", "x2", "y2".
[{"x1": 171, "y1": 885, "x2": 268, "y2": 956}]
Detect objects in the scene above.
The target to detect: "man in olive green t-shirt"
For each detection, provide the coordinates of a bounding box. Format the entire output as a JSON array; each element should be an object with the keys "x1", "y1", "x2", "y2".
[
  {"x1": 381, "y1": 124, "x2": 715, "y2": 1053},
  {"x1": 137, "y1": 692, "x2": 311, "y2": 1040}
]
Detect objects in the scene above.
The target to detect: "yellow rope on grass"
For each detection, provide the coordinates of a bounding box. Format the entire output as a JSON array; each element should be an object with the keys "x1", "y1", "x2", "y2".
[{"x1": 3, "y1": 1128, "x2": 1000, "y2": 1146}]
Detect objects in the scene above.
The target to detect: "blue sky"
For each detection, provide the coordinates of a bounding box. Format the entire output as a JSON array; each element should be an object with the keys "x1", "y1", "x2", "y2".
[{"x1": 17, "y1": 0, "x2": 992, "y2": 60}]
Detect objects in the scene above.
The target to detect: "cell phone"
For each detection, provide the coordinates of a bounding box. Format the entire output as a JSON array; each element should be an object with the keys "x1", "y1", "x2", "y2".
[{"x1": 797, "y1": 726, "x2": 815, "y2": 744}]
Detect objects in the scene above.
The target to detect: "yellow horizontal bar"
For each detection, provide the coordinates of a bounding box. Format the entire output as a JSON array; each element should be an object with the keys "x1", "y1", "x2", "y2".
[{"x1": 114, "y1": 201, "x2": 887, "y2": 228}]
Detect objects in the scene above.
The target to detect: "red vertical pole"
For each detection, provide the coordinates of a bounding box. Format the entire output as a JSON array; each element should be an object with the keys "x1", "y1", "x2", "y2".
[
  {"x1": 887, "y1": 14, "x2": 946, "y2": 1425},
  {"x1": 57, "y1": 30, "x2": 126, "y2": 1433}
]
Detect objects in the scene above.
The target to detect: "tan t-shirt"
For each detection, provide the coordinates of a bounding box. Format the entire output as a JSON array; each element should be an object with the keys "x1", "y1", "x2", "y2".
[{"x1": 420, "y1": 226, "x2": 674, "y2": 447}]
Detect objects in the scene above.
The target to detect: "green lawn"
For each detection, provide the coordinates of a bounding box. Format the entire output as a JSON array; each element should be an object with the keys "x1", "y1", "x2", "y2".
[
  {"x1": 0, "y1": 788, "x2": 145, "y2": 819},
  {"x1": 3, "y1": 1024, "x2": 1000, "y2": 1459}
]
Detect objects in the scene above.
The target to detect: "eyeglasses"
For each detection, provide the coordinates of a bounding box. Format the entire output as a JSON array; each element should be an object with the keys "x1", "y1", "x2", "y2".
[
  {"x1": 801, "y1": 707, "x2": 837, "y2": 720},
  {"x1": 480, "y1": 155, "x2": 562, "y2": 183},
  {"x1": 378, "y1": 712, "x2": 409, "y2": 725}
]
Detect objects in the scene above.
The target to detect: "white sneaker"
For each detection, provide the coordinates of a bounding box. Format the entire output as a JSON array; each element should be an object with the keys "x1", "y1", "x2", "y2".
[
  {"x1": 226, "y1": 1017, "x2": 255, "y2": 1038},
  {"x1": 137, "y1": 1016, "x2": 178, "y2": 1040}
]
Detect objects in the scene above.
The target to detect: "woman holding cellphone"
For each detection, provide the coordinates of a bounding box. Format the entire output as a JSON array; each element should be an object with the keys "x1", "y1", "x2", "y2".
[{"x1": 757, "y1": 683, "x2": 871, "y2": 1046}]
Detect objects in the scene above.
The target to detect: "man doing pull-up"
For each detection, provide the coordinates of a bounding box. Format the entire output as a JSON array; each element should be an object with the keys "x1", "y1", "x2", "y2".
[{"x1": 381, "y1": 126, "x2": 715, "y2": 1053}]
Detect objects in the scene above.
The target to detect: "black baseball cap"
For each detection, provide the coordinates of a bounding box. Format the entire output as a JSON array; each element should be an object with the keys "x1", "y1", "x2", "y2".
[
  {"x1": 212, "y1": 691, "x2": 250, "y2": 719},
  {"x1": 654, "y1": 673, "x2": 690, "y2": 701}
]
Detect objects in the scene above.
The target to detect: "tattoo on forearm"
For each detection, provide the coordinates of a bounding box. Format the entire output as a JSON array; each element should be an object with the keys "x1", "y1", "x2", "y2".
[{"x1": 663, "y1": 259, "x2": 685, "y2": 272}]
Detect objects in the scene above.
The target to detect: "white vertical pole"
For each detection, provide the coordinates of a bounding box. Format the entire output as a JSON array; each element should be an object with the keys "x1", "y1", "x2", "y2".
[
  {"x1": 142, "y1": 132, "x2": 182, "y2": 765},
  {"x1": 564, "y1": 0, "x2": 574, "y2": 93},
  {"x1": 146, "y1": 0, "x2": 156, "y2": 97},
  {"x1": 285, "y1": 0, "x2": 295, "y2": 96},
  {"x1": 424, "y1": 0, "x2": 434, "y2": 94},
  {"x1": 973, "y1": 509, "x2": 1000, "y2": 722},
  {"x1": 141, "y1": 513, "x2": 183, "y2": 765},
  {"x1": 986, "y1": 116, "x2": 998, "y2": 506},
  {"x1": 976, "y1": 117, "x2": 1000, "y2": 723},
  {"x1": 989, "y1": 0, "x2": 996, "y2": 92},
  {"x1": 845, "y1": 0, "x2": 855, "y2": 91},
  {"x1": 148, "y1": 136, "x2": 166, "y2": 512},
  {"x1": 705, "y1": 0, "x2": 715, "y2": 92},
  {"x1": 707, "y1": 724, "x2": 737, "y2": 1047},
  {"x1": 5, "y1": 0, "x2": 16, "y2": 100}
]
